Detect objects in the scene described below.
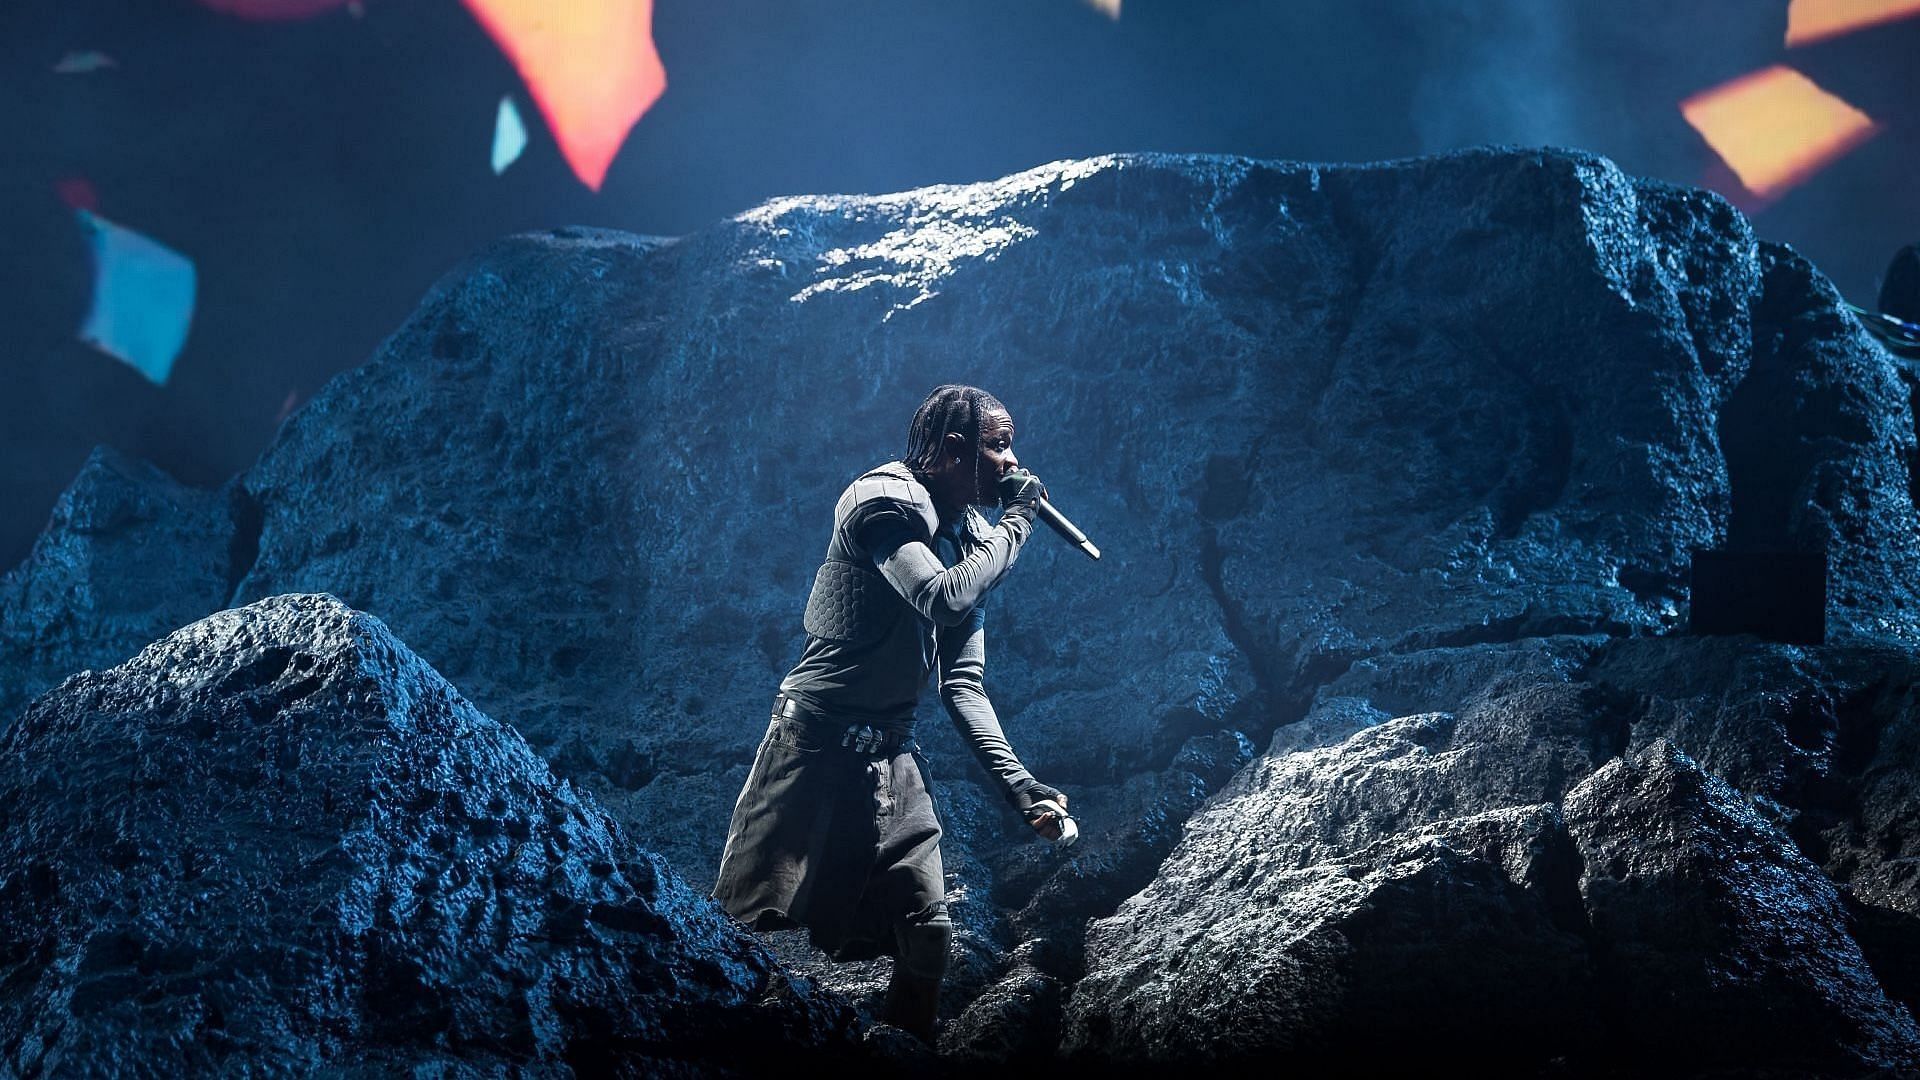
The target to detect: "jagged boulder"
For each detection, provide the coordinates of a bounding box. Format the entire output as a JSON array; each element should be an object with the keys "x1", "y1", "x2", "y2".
[
  {"x1": 1062, "y1": 641, "x2": 1920, "y2": 1073},
  {"x1": 1573, "y1": 636, "x2": 1920, "y2": 976},
  {"x1": 0, "y1": 446, "x2": 237, "y2": 717},
  {"x1": 1564, "y1": 740, "x2": 1919, "y2": 1072},
  {"x1": 8, "y1": 152, "x2": 1917, "y2": 863},
  {"x1": 0, "y1": 594, "x2": 861, "y2": 1075},
  {"x1": 1588, "y1": 637, "x2": 1920, "y2": 1020}
]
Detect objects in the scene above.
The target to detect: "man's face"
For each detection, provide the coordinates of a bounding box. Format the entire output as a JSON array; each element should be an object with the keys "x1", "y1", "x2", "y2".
[{"x1": 944, "y1": 408, "x2": 1018, "y2": 507}]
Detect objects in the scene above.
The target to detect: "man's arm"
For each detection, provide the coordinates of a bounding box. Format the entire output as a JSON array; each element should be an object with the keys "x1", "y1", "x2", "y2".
[
  {"x1": 934, "y1": 604, "x2": 1049, "y2": 805},
  {"x1": 936, "y1": 606, "x2": 1072, "y2": 842},
  {"x1": 861, "y1": 512, "x2": 1032, "y2": 627}
]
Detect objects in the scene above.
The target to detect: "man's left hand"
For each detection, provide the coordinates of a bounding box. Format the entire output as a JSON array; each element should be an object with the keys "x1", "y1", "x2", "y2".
[{"x1": 1025, "y1": 793, "x2": 1076, "y2": 847}]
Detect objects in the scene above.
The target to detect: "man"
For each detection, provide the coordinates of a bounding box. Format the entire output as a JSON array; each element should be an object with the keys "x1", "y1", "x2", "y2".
[{"x1": 712, "y1": 384, "x2": 1069, "y2": 1042}]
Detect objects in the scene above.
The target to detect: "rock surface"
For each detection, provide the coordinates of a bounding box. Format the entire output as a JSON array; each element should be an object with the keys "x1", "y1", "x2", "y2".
[
  {"x1": 0, "y1": 594, "x2": 860, "y2": 1075},
  {"x1": 1063, "y1": 638, "x2": 1920, "y2": 1072},
  {"x1": 1565, "y1": 740, "x2": 1915, "y2": 1071},
  {"x1": 0, "y1": 446, "x2": 237, "y2": 716},
  {"x1": 5, "y1": 148, "x2": 1920, "y2": 1068}
]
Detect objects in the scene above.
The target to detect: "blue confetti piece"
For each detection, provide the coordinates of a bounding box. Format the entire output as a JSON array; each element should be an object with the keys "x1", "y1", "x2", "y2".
[
  {"x1": 492, "y1": 95, "x2": 529, "y2": 176},
  {"x1": 75, "y1": 210, "x2": 197, "y2": 387}
]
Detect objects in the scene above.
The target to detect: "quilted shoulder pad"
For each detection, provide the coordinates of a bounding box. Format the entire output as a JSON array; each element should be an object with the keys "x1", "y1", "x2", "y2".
[
  {"x1": 841, "y1": 462, "x2": 940, "y2": 549},
  {"x1": 803, "y1": 559, "x2": 904, "y2": 645}
]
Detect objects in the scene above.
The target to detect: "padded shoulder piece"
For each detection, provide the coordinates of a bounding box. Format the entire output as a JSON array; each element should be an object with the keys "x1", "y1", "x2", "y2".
[
  {"x1": 838, "y1": 461, "x2": 940, "y2": 558},
  {"x1": 801, "y1": 461, "x2": 932, "y2": 646},
  {"x1": 803, "y1": 558, "x2": 904, "y2": 644}
]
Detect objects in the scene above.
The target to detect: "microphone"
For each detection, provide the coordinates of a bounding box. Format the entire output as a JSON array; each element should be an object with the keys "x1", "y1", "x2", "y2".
[{"x1": 1036, "y1": 497, "x2": 1100, "y2": 561}]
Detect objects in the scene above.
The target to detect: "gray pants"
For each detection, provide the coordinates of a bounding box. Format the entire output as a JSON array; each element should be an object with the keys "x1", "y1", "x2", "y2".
[{"x1": 712, "y1": 709, "x2": 947, "y2": 962}]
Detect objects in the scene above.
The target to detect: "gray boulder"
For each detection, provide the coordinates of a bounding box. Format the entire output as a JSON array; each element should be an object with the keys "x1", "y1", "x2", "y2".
[
  {"x1": 1063, "y1": 644, "x2": 1920, "y2": 1073},
  {"x1": 1062, "y1": 656, "x2": 1604, "y2": 1068},
  {"x1": 8, "y1": 148, "x2": 1916, "y2": 816},
  {"x1": 1582, "y1": 636, "x2": 1920, "y2": 990},
  {"x1": 0, "y1": 594, "x2": 860, "y2": 1075},
  {"x1": 0, "y1": 446, "x2": 237, "y2": 717},
  {"x1": 1565, "y1": 739, "x2": 1919, "y2": 1072}
]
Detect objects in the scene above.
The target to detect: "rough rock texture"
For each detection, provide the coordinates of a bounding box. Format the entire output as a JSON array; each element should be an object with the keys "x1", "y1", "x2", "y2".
[
  {"x1": 1601, "y1": 638, "x2": 1920, "y2": 1024},
  {"x1": 1063, "y1": 637, "x2": 1920, "y2": 1073},
  {"x1": 1565, "y1": 740, "x2": 1916, "y2": 1071},
  {"x1": 0, "y1": 594, "x2": 861, "y2": 1075},
  {"x1": 0, "y1": 446, "x2": 237, "y2": 715},
  {"x1": 5, "y1": 148, "x2": 1920, "y2": 1068}
]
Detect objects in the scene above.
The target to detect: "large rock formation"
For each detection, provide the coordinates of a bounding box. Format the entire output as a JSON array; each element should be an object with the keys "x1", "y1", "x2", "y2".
[
  {"x1": 4, "y1": 148, "x2": 1920, "y2": 1068},
  {"x1": 1061, "y1": 638, "x2": 1920, "y2": 1072},
  {"x1": 0, "y1": 594, "x2": 861, "y2": 1074}
]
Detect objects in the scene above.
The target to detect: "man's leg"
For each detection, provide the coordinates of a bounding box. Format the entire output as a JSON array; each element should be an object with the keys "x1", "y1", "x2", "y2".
[
  {"x1": 885, "y1": 899, "x2": 952, "y2": 1041},
  {"x1": 874, "y1": 747, "x2": 950, "y2": 1041}
]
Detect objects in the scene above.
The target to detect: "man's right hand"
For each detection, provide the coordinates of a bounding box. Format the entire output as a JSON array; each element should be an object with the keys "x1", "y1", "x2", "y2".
[{"x1": 997, "y1": 468, "x2": 1046, "y2": 514}]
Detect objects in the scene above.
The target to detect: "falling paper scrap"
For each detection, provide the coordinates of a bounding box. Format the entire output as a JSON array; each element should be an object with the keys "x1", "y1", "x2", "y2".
[
  {"x1": 1785, "y1": 0, "x2": 1920, "y2": 46},
  {"x1": 54, "y1": 177, "x2": 100, "y2": 212},
  {"x1": 53, "y1": 51, "x2": 117, "y2": 74},
  {"x1": 1677, "y1": 0, "x2": 1911, "y2": 202},
  {"x1": 75, "y1": 211, "x2": 197, "y2": 387},
  {"x1": 492, "y1": 96, "x2": 528, "y2": 175},
  {"x1": 461, "y1": 0, "x2": 666, "y2": 191},
  {"x1": 1680, "y1": 65, "x2": 1881, "y2": 202}
]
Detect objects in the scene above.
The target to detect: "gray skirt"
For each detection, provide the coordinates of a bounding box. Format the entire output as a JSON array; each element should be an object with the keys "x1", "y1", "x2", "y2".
[{"x1": 711, "y1": 707, "x2": 945, "y2": 961}]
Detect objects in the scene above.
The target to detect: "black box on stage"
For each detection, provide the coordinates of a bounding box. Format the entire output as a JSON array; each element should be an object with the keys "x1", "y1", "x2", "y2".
[{"x1": 1687, "y1": 548, "x2": 1826, "y2": 645}]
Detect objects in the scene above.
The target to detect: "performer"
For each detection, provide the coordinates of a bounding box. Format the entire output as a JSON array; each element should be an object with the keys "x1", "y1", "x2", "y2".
[{"x1": 712, "y1": 384, "x2": 1070, "y2": 1042}]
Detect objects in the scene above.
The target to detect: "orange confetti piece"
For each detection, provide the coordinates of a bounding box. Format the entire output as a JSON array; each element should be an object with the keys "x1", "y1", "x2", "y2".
[
  {"x1": 1785, "y1": 0, "x2": 1920, "y2": 46},
  {"x1": 460, "y1": 0, "x2": 666, "y2": 192},
  {"x1": 1680, "y1": 65, "x2": 1880, "y2": 201}
]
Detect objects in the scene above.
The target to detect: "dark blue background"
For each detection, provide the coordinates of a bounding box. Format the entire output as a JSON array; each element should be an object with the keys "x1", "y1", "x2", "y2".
[{"x1": 3, "y1": 0, "x2": 1914, "y2": 569}]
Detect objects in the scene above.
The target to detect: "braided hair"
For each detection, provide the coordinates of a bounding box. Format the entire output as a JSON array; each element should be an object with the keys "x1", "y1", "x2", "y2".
[
  {"x1": 904, "y1": 385, "x2": 1005, "y2": 524},
  {"x1": 904, "y1": 384, "x2": 1004, "y2": 476}
]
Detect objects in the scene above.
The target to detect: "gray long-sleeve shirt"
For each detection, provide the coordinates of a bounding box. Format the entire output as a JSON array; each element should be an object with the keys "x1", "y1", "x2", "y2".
[
  {"x1": 895, "y1": 516, "x2": 1037, "y2": 802},
  {"x1": 778, "y1": 465, "x2": 1039, "y2": 804}
]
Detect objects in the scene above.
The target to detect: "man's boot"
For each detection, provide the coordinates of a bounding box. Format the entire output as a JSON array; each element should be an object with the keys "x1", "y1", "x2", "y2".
[
  {"x1": 882, "y1": 965, "x2": 942, "y2": 1042},
  {"x1": 884, "y1": 904, "x2": 953, "y2": 1043}
]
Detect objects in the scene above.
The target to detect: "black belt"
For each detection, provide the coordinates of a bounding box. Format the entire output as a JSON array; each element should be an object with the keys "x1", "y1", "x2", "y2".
[{"x1": 772, "y1": 692, "x2": 917, "y2": 755}]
